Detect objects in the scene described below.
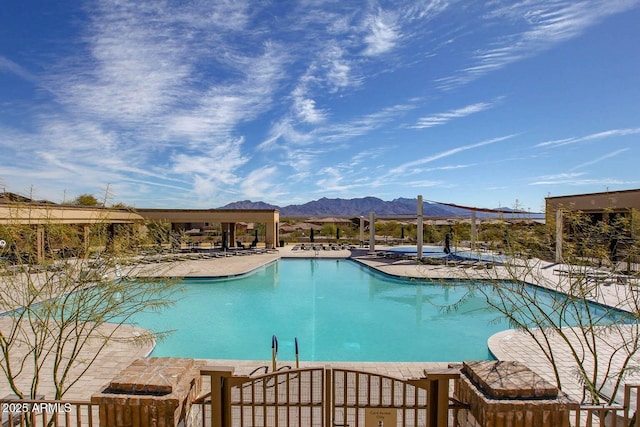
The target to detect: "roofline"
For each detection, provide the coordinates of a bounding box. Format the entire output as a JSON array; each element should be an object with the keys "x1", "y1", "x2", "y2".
[
  {"x1": 545, "y1": 188, "x2": 640, "y2": 200},
  {"x1": 137, "y1": 208, "x2": 279, "y2": 213}
]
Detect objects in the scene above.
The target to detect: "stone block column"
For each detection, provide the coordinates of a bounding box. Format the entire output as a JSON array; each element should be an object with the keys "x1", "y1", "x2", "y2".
[
  {"x1": 455, "y1": 361, "x2": 578, "y2": 427},
  {"x1": 91, "y1": 358, "x2": 203, "y2": 427}
]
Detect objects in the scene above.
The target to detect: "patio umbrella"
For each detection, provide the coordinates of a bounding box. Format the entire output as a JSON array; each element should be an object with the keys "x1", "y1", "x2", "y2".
[
  {"x1": 253, "y1": 229, "x2": 259, "y2": 245},
  {"x1": 310, "y1": 228, "x2": 315, "y2": 243},
  {"x1": 336, "y1": 228, "x2": 340, "y2": 241},
  {"x1": 401, "y1": 225, "x2": 404, "y2": 239}
]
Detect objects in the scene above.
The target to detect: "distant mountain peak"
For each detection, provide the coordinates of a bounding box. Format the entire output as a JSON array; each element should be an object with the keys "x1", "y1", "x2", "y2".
[
  {"x1": 219, "y1": 197, "x2": 454, "y2": 217},
  {"x1": 219, "y1": 200, "x2": 279, "y2": 210},
  {"x1": 217, "y1": 197, "x2": 545, "y2": 219}
]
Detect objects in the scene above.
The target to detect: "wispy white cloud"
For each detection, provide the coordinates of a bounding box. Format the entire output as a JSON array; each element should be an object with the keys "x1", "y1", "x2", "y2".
[
  {"x1": 294, "y1": 97, "x2": 326, "y2": 124},
  {"x1": 240, "y1": 166, "x2": 287, "y2": 199},
  {"x1": 257, "y1": 117, "x2": 315, "y2": 151},
  {"x1": 1, "y1": 0, "x2": 637, "y2": 207},
  {"x1": 528, "y1": 171, "x2": 639, "y2": 187},
  {"x1": 258, "y1": 101, "x2": 416, "y2": 175},
  {"x1": 569, "y1": 148, "x2": 629, "y2": 171},
  {"x1": 535, "y1": 128, "x2": 640, "y2": 147},
  {"x1": 535, "y1": 137, "x2": 577, "y2": 147},
  {"x1": 362, "y1": 9, "x2": 401, "y2": 56},
  {"x1": 315, "y1": 166, "x2": 348, "y2": 192},
  {"x1": 349, "y1": 147, "x2": 392, "y2": 167},
  {"x1": 0, "y1": 56, "x2": 38, "y2": 82},
  {"x1": 438, "y1": 1, "x2": 640, "y2": 89},
  {"x1": 292, "y1": 79, "x2": 327, "y2": 124},
  {"x1": 412, "y1": 100, "x2": 497, "y2": 129},
  {"x1": 389, "y1": 134, "x2": 517, "y2": 175},
  {"x1": 529, "y1": 176, "x2": 636, "y2": 186},
  {"x1": 320, "y1": 103, "x2": 417, "y2": 143},
  {"x1": 323, "y1": 45, "x2": 358, "y2": 91},
  {"x1": 403, "y1": 0, "x2": 451, "y2": 20},
  {"x1": 171, "y1": 136, "x2": 249, "y2": 187}
]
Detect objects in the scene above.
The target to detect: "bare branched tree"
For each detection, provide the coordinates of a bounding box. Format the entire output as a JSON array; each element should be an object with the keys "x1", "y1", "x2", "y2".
[
  {"x1": 449, "y1": 209, "x2": 640, "y2": 407},
  {"x1": 0, "y1": 200, "x2": 181, "y2": 401}
]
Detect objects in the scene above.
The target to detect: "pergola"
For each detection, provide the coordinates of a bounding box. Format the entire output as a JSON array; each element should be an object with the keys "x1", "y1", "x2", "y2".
[
  {"x1": 0, "y1": 203, "x2": 144, "y2": 261},
  {"x1": 1, "y1": 203, "x2": 281, "y2": 262},
  {"x1": 136, "y1": 208, "x2": 280, "y2": 249}
]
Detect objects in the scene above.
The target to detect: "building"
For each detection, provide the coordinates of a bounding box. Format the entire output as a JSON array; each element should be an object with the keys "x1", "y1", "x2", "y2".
[
  {"x1": 546, "y1": 188, "x2": 640, "y2": 226},
  {"x1": 545, "y1": 188, "x2": 640, "y2": 262}
]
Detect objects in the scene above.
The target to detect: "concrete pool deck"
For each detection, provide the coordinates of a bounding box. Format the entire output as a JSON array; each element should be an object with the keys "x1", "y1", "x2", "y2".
[{"x1": 2, "y1": 244, "x2": 638, "y2": 403}]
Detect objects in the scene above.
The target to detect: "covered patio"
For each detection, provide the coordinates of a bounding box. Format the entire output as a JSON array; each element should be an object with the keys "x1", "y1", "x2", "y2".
[{"x1": 136, "y1": 208, "x2": 280, "y2": 249}]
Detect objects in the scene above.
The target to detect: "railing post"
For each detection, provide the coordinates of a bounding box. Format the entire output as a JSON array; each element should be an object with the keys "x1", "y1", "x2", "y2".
[
  {"x1": 422, "y1": 368, "x2": 460, "y2": 427},
  {"x1": 200, "y1": 366, "x2": 235, "y2": 427},
  {"x1": 325, "y1": 368, "x2": 332, "y2": 427},
  {"x1": 624, "y1": 384, "x2": 640, "y2": 426}
]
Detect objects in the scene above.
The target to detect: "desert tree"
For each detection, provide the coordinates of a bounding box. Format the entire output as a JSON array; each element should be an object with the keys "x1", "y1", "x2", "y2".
[
  {"x1": 421, "y1": 208, "x2": 640, "y2": 411},
  {"x1": 461, "y1": 208, "x2": 640, "y2": 407},
  {"x1": 0, "y1": 200, "x2": 181, "y2": 401}
]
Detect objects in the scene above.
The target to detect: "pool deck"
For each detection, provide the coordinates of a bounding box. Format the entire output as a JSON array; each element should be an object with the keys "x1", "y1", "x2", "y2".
[{"x1": 2, "y1": 244, "x2": 638, "y2": 403}]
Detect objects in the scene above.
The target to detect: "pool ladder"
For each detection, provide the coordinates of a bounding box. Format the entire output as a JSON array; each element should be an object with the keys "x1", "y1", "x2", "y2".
[{"x1": 250, "y1": 335, "x2": 299, "y2": 376}]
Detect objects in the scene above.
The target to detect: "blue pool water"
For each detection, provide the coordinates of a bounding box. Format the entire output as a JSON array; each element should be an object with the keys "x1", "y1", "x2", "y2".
[
  {"x1": 129, "y1": 259, "x2": 616, "y2": 362},
  {"x1": 387, "y1": 245, "x2": 508, "y2": 263}
]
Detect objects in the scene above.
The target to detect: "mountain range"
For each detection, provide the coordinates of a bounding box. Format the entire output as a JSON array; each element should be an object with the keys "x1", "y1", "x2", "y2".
[{"x1": 219, "y1": 197, "x2": 544, "y2": 219}]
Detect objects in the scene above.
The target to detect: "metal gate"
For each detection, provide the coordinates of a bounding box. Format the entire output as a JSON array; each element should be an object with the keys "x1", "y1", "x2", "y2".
[
  {"x1": 227, "y1": 367, "x2": 326, "y2": 427},
  {"x1": 330, "y1": 368, "x2": 428, "y2": 427},
  {"x1": 198, "y1": 366, "x2": 450, "y2": 427}
]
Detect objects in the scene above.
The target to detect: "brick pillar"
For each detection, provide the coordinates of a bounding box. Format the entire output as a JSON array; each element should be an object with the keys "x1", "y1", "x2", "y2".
[
  {"x1": 91, "y1": 358, "x2": 203, "y2": 427},
  {"x1": 456, "y1": 361, "x2": 578, "y2": 427}
]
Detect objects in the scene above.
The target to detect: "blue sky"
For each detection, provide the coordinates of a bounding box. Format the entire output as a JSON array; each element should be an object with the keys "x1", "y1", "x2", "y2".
[{"x1": 1, "y1": 1, "x2": 639, "y2": 212}]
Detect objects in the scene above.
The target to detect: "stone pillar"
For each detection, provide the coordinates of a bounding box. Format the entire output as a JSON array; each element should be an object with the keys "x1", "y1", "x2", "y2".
[
  {"x1": 83, "y1": 225, "x2": 91, "y2": 256},
  {"x1": 555, "y1": 209, "x2": 563, "y2": 263},
  {"x1": 368, "y1": 212, "x2": 376, "y2": 253},
  {"x1": 417, "y1": 195, "x2": 423, "y2": 259},
  {"x1": 229, "y1": 223, "x2": 236, "y2": 248},
  {"x1": 106, "y1": 223, "x2": 116, "y2": 253},
  {"x1": 265, "y1": 220, "x2": 277, "y2": 249},
  {"x1": 222, "y1": 223, "x2": 237, "y2": 248},
  {"x1": 455, "y1": 361, "x2": 577, "y2": 427},
  {"x1": 471, "y1": 210, "x2": 477, "y2": 250},
  {"x1": 35, "y1": 225, "x2": 45, "y2": 263},
  {"x1": 91, "y1": 358, "x2": 203, "y2": 427}
]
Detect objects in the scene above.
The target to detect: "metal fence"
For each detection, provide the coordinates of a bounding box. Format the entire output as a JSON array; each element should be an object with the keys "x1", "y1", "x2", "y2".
[
  {"x1": 195, "y1": 366, "x2": 640, "y2": 427},
  {"x1": 196, "y1": 366, "x2": 459, "y2": 427},
  {"x1": 0, "y1": 398, "x2": 97, "y2": 427},
  {"x1": 571, "y1": 384, "x2": 640, "y2": 427},
  {"x1": 4, "y1": 371, "x2": 638, "y2": 427}
]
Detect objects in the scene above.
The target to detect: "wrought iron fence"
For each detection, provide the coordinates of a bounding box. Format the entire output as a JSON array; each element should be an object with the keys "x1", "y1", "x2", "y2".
[{"x1": 0, "y1": 398, "x2": 97, "y2": 427}]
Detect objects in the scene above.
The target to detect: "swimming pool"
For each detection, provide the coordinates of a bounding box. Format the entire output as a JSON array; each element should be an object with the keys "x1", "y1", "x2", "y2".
[
  {"x1": 386, "y1": 245, "x2": 508, "y2": 263},
  {"x1": 129, "y1": 259, "x2": 615, "y2": 362}
]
